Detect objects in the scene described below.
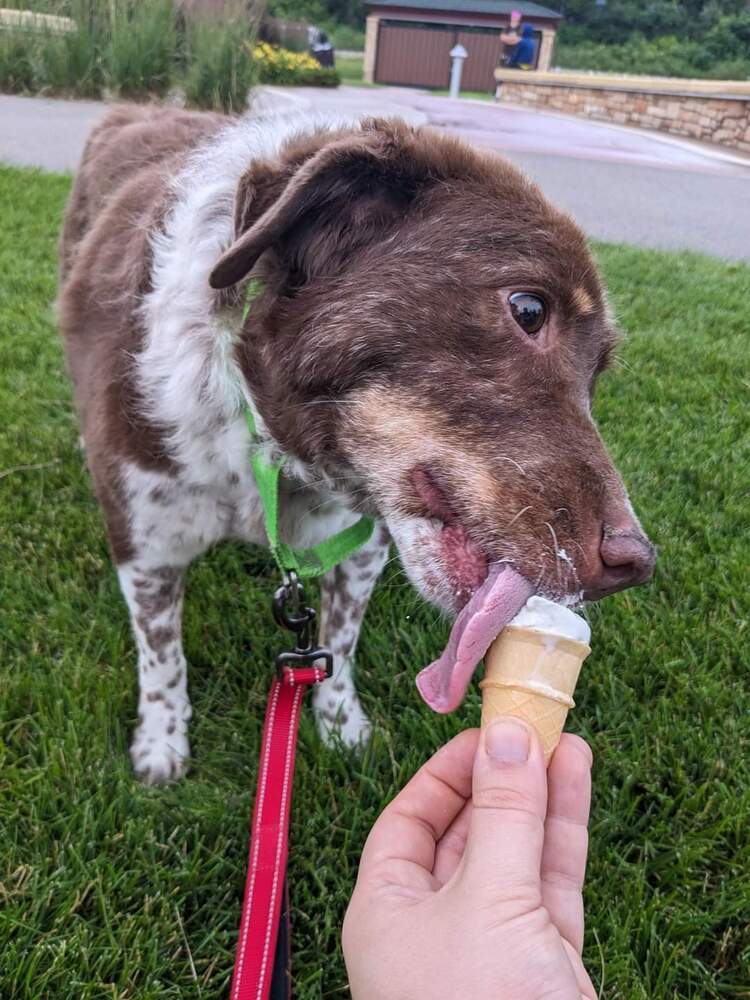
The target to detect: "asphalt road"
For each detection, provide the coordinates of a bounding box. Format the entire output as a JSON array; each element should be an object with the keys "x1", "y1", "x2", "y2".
[{"x1": 2, "y1": 87, "x2": 748, "y2": 261}]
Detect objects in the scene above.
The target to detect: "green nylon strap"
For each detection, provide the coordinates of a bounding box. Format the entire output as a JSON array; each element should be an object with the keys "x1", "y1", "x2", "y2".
[
  {"x1": 243, "y1": 282, "x2": 374, "y2": 578},
  {"x1": 242, "y1": 277, "x2": 264, "y2": 322}
]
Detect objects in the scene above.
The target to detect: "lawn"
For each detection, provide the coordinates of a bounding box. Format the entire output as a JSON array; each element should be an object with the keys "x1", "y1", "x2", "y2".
[
  {"x1": 1, "y1": 164, "x2": 749, "y2": 999},
  {"x1": 335, "y1": 54, "x2": 369, "y2": 86}
]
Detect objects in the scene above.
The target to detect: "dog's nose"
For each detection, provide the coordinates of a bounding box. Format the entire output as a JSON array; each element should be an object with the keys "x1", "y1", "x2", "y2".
[{"x1": 582, "y1": 523, "x2": 656, "y2": 600}]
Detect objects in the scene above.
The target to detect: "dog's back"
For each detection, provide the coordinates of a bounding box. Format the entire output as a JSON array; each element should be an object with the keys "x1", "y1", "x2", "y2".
[
  {"x1": 59, "y1": 105, "x2": 225, "y2": 281},
  {"x1": 58, "y1": 105, "x2": 228, "y2": 553}
]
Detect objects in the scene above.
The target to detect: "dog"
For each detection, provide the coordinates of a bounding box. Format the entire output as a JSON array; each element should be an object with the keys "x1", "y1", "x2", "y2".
[{"x1": 58, "y1": 105, "x2": 655, "y2": 785}]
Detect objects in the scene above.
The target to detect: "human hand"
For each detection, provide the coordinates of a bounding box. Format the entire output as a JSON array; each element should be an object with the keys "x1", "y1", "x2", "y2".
[{"x1": 343, "y1": 720, "x2": 595, "y2": 1000}]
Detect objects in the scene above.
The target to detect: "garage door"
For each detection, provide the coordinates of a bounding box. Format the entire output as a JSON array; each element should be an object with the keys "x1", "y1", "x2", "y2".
[
  {"x1": 457, "y1": 29, "x2": 504, "y2": 92},
  {"x1": 374, "y1": 21, "x2": 540, "y2": 93},
  {"x1": 375, "y1": 22, "x2": 455, "y2": 88}
]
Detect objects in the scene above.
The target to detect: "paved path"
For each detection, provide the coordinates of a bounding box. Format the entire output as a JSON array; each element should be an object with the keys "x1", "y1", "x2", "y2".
[
  {"x1": 2, "y1": 87, "x2": 748, "y2": 261},
  {"x1": 0, "y1": 93, "x2": 107, "y2": 173}
]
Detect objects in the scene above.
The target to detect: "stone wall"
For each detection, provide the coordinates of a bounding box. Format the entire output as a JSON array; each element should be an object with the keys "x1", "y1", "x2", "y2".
[{"x1": 494, "y1": 69, "x2": 750, "y2": 154}]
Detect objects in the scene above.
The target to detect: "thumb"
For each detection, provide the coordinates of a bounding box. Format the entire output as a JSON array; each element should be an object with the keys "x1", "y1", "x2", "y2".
[{"x1": 460, "y1": 717, "x2": 548, "y2": 903}]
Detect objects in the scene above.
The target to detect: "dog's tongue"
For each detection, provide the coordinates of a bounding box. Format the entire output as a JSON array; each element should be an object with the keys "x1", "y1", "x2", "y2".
[{"x1": 416, "y1": 564, "x2": 533, "y2": 713}]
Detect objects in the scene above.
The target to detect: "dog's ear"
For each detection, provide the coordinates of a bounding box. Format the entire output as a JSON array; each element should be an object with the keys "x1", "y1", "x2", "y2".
[{"x1": 208, "y1": 121, "x2": 436, "y2": 290}]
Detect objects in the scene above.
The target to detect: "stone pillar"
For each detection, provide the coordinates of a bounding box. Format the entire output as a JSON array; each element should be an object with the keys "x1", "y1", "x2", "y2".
[
  {"x1": 363, "y1": 14, "x2": 379, "y2": 84},
  {"x1": 537, "y1": 28, "x2": 556, "y2": 72}
]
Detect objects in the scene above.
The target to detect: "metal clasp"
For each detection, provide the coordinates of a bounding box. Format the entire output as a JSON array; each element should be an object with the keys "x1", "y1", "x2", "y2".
[{"x1": 272, "y1": 573, "x2": 333, "y2": 679}]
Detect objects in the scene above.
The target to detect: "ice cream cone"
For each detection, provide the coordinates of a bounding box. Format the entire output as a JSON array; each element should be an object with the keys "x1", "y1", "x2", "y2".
[{"x1": 480, "y1": 625, "x2": 590, "y2": 765}]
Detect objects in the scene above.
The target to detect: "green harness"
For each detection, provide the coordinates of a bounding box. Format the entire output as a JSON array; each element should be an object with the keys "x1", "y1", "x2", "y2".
[{"x1": 243, "y1": 280, "x2": 374, "y2": 580}]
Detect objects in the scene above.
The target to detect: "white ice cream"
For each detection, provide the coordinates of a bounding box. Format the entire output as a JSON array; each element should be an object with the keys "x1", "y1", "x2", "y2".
[{"x1": 508, "y1": 595, "x2": 591, "y2": 645}]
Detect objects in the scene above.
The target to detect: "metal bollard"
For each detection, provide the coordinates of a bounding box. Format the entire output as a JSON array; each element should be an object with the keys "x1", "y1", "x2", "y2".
[{"x1": 449, "y1": 43, "x2": 468, "y2": 99}]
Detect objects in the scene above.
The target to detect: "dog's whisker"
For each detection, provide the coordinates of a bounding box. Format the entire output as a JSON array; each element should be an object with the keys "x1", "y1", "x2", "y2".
[
  {"x1": 543, "y1": 522, "x2": 563, "y2": 584},
  {"x1": 495, "y1": 456, "x2": 528, "y2": 476},
  {"x1": 504, "y1": 504, "x2": 533, "y2": 530}
]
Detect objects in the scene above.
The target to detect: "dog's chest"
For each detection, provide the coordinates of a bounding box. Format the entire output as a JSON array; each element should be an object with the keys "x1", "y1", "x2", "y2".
[{"x1": 123, "y1": 416, "x2": 356, "y2": 564}]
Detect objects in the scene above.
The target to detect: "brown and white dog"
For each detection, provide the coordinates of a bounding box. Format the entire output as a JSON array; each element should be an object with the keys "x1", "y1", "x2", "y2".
[{"x1": 58, "y1": 105, "x2": 655, "y2": 785}]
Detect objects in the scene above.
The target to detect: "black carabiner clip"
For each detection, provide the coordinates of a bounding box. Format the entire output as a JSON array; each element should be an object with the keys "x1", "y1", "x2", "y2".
[{"x1": 272, "y1": 572, "x2": 333, "y2": 679}]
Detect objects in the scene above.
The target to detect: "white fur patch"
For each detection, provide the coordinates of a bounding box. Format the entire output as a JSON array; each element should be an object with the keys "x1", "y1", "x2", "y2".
[{"x1": 116, "y1": 110, "x2": 385, "y2": 780}]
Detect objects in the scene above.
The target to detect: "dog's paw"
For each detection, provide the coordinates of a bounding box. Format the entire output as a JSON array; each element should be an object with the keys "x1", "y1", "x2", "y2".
[
  {"x1": 315, "y1": 693, "x2": 372, "y2": 749},
  {"x1": 130, "y1": 728, "x2": 190, "y2": 786}
]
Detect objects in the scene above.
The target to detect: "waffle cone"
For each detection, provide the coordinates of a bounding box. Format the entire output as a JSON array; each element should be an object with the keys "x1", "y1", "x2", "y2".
[{"x1": 480, "y1": 625, "x2": 590, "y2": 765}]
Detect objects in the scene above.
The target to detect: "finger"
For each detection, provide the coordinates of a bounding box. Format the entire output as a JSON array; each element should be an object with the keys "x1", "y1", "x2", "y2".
[
  {"x1": 462, "y1": 718, "x2": 547, "y2": 903},
  {"x1": 358, "y1": 729, "x2": 479, "y2": 886},
  {"x1": 563, "y1": 939, "x2": 598, "y2": 999},
  {"x1": 541, "y1": 734, "x2": 592, "y2": 953},
  {"x1": 433, "y1": 798, "x2": 472, "y2": 885}
]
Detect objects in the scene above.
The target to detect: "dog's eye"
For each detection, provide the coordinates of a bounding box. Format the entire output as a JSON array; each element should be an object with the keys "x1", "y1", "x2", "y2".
[{"x1": 509, "y1": 292, "x2": 547, "y2": 336}]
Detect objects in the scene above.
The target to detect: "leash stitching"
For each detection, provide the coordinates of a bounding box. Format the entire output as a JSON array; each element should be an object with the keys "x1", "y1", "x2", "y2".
[
  {"x1": 256, "y1": 684, "x2": 304, "y2": 999},
  {"x1": 232, "y1": 679, "x2": 280, "y2": 1000}
]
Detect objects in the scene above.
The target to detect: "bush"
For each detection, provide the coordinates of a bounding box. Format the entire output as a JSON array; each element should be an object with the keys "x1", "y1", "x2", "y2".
[
  {"x1": 0, "y1": 31, "x2": 36, "y2": 93},
  {"x1": 0, "y1": 26, "x2": 99, "y2": 96},
  {"x1": 557, "y1": 0, "x2": 749, "y2": 46},
  {"x1": 102, "y1": 0, "x2": 176, "y2": 99},
  {"x1": 38, "y1": 22, "x2": 100, "y2": 96},
  {"x1": 184, "y1": 20, "x2": 256, "y2": 113},
  {"x1": 703, "y1": 13, "x2": 750, "y2": 62},
  {"x1": 556, "y1": 3, "x2": 750, "y2": 79},
  {"x1": 253, "y1": 41, "x2": 339, "y2": 86},
  {"x1": 268, "y1": 0, "x2": 365, "y2": 32},
  {"x1": 555, "y1": 33, "x2": 750, "y2": 80},
  {"x1": 0, "y1": 0, "x2": 261, "y2": 107},
  {"x1": 326, "y1": 22, "x2": 365, "y2": 50}
]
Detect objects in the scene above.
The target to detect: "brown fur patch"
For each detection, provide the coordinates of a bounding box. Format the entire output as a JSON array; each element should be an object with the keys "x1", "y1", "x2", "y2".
[{"x1": 572, "y1": 285, "x2": 596, "y2": 315}]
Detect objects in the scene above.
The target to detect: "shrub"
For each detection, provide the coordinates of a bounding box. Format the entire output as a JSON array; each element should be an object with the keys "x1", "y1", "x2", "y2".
[
  {"x1": 184, "y1": 19, "x2": 257, "y2": 113},
  {"x1": 39, "y1": 23, "x2": 100, "y2": 96},
  {"x1": 326, "y1": 22, "x2": 365, "y2": 51},
  {"x1": 0, "y1": 0, "x2": 262, "y2": 107},
  {"x1": 703, "y1": 13, "x2": 750, "y2": 63},
  {"x1": 102, "y1": 0, "x2": 176, "y2": 99},
  {"x1": 555, "y1": 34, "x2": 750, "y2": 80},
  {"x1": 0, "y1": 19, "x2": 100, "y2": 97},
  {"x1": 0, "y1": 30, "x2": 38, "y2": 93},
  {"x1": 253, "y1": 41, "x2": 339, "y2": 86}
]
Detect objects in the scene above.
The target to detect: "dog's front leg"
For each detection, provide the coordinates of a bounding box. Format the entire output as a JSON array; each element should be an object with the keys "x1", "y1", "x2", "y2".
[
  {"x1": 118, "y1": 561, "x2": 192, "y2": 785},
  {"x1": 313, "y1": 523, "x2": 390, "y2": 747}
]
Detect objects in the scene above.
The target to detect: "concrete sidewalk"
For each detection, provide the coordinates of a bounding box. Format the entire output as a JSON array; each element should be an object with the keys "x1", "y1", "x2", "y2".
[{"x1": 2, "y1": 87, "x2": 748, "y2": 261}]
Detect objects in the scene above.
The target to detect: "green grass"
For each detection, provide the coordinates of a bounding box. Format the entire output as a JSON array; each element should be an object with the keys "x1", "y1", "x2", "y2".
[
  {"x1": 1, "y1": 163, "x2": 749, "y2": 999},
  {"x1": 335, "y1": 54, "x2": 366, "y2": 85}
]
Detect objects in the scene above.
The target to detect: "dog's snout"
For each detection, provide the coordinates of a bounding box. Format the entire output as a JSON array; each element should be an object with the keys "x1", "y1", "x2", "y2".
[{"x1": 582, "y1": 522, "x2": 655, "y2": 600}]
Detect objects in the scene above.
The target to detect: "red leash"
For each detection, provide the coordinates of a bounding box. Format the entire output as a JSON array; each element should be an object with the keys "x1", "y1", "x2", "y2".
[{"x1": 231, "y1": 665, "x2": 326, "y2": 1000}]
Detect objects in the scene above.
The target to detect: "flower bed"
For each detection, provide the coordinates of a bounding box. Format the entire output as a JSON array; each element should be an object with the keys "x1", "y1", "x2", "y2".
[{"x1": 252, "y1": 42, "x2": 339, "y2": 87}]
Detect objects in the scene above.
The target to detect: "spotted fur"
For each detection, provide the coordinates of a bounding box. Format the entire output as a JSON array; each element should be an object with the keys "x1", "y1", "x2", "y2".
[{"x1": 58, "y1": 105, "x2": 654, "y2": 784}]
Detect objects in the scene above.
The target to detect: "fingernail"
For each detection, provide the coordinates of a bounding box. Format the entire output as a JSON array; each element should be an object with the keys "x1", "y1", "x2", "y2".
[{"x1": 484, "y1": 719, "x2": 530, "y2": 763}]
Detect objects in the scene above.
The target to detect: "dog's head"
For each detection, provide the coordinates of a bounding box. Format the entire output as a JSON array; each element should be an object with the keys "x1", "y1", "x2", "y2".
[{"x1": 211, "y1": 117, "x2": 655, "y2": 710}]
